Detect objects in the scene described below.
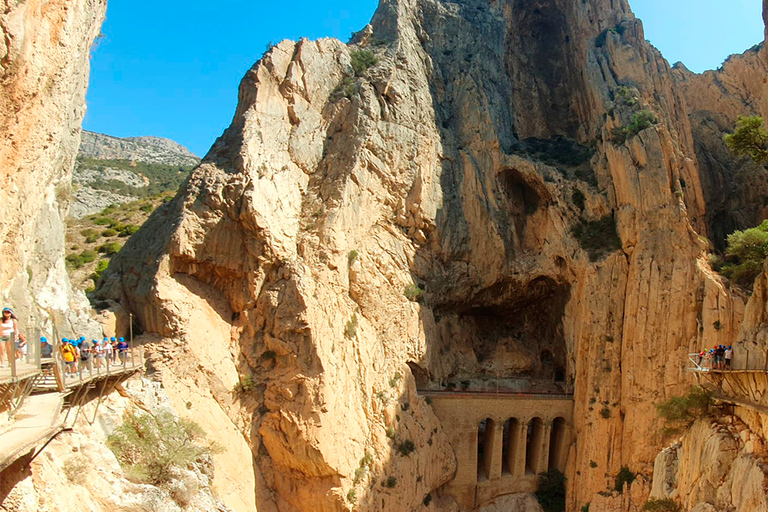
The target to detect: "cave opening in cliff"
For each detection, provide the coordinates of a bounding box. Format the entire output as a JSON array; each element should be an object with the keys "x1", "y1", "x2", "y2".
[{"x1": 433, "y1": 276, "x2": 570, "y2": 386}]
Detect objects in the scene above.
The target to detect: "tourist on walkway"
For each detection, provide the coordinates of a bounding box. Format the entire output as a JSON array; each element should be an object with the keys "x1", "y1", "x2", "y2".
[
  {"x1": 725, "y1": 345, "x2": 733, "y2": 370},
  {"x1": 40, "y1": 336, "x2": 52, "y2": 358},
  {"x1": 93, "y1": 339, "x2": 103, "y2": 369},
  {"x1": 0, "y1": 307, "x2": 19, "y2": 368},
  {"x1": 61, "y1": 339, "x2": 77, "y2": 376},
  {"x1": 79, "y1": 338, "x2": 93, "y2": 375},
  {"x1": 110, "y1": 337, "x2": 118, "y2": 364},
  {"x1": 15, "y1": 332, "x2": 27, "y2": 361},
  {"x1": 103, "y1": 337, "x2": 112, "y2": 366},
  {"x1": 117, "y1": 337, "x2": 129, "y2": 365}
]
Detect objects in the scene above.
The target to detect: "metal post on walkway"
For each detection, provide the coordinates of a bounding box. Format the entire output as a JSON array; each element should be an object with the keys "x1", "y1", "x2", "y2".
[
  {"x1": 129, "y1": 314, "x2": 134, "y2": 368},
  {"x1": 9, "y1": 333, "x2": 17, "y2": 383}
]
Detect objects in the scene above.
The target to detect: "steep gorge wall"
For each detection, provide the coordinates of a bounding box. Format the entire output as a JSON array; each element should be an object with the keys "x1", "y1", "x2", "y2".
[
  {"x1": 0, "y1": 0, "x2": 106, "y2": 335},
  {"x1": 98, "y1": 0, "x2": 759, "y2": 511}
]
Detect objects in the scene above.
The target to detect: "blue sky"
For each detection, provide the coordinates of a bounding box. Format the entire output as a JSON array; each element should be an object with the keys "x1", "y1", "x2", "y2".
[{"x1": 83, "y1": 0, "x2": 765, "y2": 157}]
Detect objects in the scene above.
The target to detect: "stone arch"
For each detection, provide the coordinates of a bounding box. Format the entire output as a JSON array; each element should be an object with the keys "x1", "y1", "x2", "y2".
[
  {"x1": 525, "y1": 417, "x2": 545, "y2": 474},
  {"x1": 502, "y1": 417, "x2": 520, "y2": 475},
  {"x1": 477, "y1": 417, "x2": 497, "y2": 480},
  {"x1": 548, "y1": 417, "x2": 567, "y2": 471}
]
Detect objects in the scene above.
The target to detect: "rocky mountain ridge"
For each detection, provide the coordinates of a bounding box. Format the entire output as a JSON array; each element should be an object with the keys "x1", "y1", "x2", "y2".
[{"x1": 79, "y1": 130, "x2": 200, "y2": 167}]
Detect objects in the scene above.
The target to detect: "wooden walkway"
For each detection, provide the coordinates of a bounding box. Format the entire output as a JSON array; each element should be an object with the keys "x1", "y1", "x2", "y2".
[
  {"x1": 0, "y1": 361, "x2": 40, "y2": 385},
  {"x1": 0, "y1": 393, "x2": 64, "y2": 473}
]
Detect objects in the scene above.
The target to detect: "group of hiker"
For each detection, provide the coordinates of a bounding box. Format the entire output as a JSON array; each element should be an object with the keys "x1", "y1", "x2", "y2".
[
  {"x1": 1, "y1": 304, "x2": 131, "y2": 378},
  {"x1": 59, "y1": 336, "x2": 130, "y2": 376},
  {"x1": 698, "y1": 345, "x2": 733, "y2": 370}
]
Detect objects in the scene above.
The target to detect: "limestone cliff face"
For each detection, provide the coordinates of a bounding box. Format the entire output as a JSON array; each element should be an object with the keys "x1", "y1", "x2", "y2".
[
  {"x1": 650, "y1": 417, "x2": 768, "y2": 512},
  {"x1": 100, "y1": 0, "x2": 744, "y2": 511},
  {"x1": 671, "y1": 35, "x2": 768, "y2": 250},
  {"x1": 0, "y1": 0, "x2": 106, "y2": 334}
]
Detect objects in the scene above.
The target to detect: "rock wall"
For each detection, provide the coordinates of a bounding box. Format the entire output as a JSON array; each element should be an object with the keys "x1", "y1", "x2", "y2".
[
  {"x1": 96, "y1": 0, "x2": 757, "y2": 510},
  {"x1": 650, "y1": 417, "x2": 768, "y2": 512},
  {"x1": 671, "y1": 34, "x2": 768, "y2": 250},
  {"x1": 0, "y1": 0, "x2": 106, "y2": 336}
]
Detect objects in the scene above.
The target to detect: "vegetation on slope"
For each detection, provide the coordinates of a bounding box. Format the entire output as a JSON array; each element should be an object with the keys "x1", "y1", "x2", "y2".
[
  {"x1": 75, "y1": 156, "x2": 194, "y2": 198},
  {"x1": 655, "y1": 386, "x2": 713, "y2": 436},
  {"x1": 724, "y1": 115, "x2": 768, "y2": 166},
  {"x1": 709, "y1": 219, "x2": 768, "y2": 289},
  {"x1": 65, "y1": 192, "x2": 173, "y2": 292}
]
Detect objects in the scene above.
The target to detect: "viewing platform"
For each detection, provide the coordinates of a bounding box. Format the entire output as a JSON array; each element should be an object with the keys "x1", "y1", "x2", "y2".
[{"x1": 687, "y1": 352, "x2": 768, "y2": 413}]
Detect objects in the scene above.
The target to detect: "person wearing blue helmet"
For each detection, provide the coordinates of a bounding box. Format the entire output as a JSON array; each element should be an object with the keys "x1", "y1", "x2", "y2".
[
  {"x1": 79, "y1": 337, "x2": 93, "y2": 374},
  {"x1": 725, "y1": 345, "x2": 733, "y2": 370},
  {"x1": 117, "y1": 337, "x2": 129, "y2": 365},
  {"x1": 61, "y1": 338, "x2": 77, "y2": 376},
  {"x1": 40, "y1": 336, "x2": 52, "y2": 358},
  {"x1": 110, "y1": 337, "x2": 118, "y2": 364}
]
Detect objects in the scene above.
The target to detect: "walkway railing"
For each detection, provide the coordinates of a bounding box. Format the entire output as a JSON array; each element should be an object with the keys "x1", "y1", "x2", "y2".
[
  {"x1": 44, "y1": 335, "x2": 142, "y2": 391},
  {"x1": 0, "y1": 329, "x2": 43, "y2": 386},
  {"x1": 688, "y1": 350, "x2": 768, "y2": 373}
]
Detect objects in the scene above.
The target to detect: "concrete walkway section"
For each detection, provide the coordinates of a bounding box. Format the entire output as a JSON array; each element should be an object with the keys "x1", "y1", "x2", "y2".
[
  {"x1": 0, "y1": 393, "x2": 64, "y2": 473},
  {"x1": 421, "y1": 390, "x2": 573, "y2": 510}
]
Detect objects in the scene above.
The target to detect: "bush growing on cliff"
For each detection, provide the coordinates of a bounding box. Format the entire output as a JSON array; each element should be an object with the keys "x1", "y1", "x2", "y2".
[
  {"x1": 718, "y1": 219, "x2": 768, "y2": 288},
  {"x1": 724, "y1": 115, "x2": 768, "y2": 165},
  {"x1": 535, "y1": 469, "x2": 566, "y2": 512},
  {"x1": 571, "y1": 215, "x2": 622, "y2": 261},
  {"x1": 107, "y1": 411, "x2": 218, "y2": 486},
  {"x1": 614, "y1": 466, "x2": 636, "y2": 492},
  {"x1": 655, "y1": 385, "x2": 713, "y2": 435},
  {"x1": 351, "y1": 49, "x2": 378, "y2": 76},
  {"x1": 404, "y1": 284, "x2": 425, "y2": 301},
  {"x1": 643, "y1": 499, "x2": 680, "y2": 512}
]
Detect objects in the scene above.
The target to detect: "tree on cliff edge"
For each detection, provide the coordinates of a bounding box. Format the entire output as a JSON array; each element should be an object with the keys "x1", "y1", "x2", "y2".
[{"x1": 724, "y1": 115, "x2": 768, "y2": 165}]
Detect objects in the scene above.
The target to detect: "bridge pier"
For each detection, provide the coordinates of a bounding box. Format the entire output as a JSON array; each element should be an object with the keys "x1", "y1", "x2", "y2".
[{"x1": 423, "y1": 391, "x2": 573, "y2": 510}]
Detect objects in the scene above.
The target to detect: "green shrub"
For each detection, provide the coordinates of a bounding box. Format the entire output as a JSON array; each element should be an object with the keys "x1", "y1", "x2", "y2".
[
  {"x1": 536, "y1": 469, "x2": 566, "y2": 512},
  {"x1": 612, "y1": 110, "x2": 659, "y2": 144},
  {"x1": 572, "y1": 215, "x2": 622, "y2": 261},
  {"x1": 572, "y1": 189, "x2": 586, "y2": 211},
  {"x1": 80, "y1": 250, "x2": 98, "y2": 264},
  {"x1": 107, "y1": 411, "x2": 217, "y2": 485},
  {"x1": 93, "y1": 217, "x2": 112, "y2": 226},
  {"x1": 90, "y1": 259, "x2": 110, "y2": 282},
  {"x1": 119, "y1": 224, "x2": 140, "y2": 237},
  {"x1": 581, "y1": 504, "x2": 591, "y2": 512},
  {"x1": 389, "y1": 372, "x2": 402, "y2": 388},
  {"x1": 348, "y1": 250, "x2": 359, "y2": 265},
  {"x1": 261, "y1": 350, "x2": 277, "y2": 360},
  {"x1": 344, "y1": 314, "x2": 358, "y2": 339},
  {"x1": 98, "y1": 241, "x2": 122, "y2": 255},
  {"x1": 724, "y1": 115, "x2": 768, "y2": 165},
  {"x1": 140, "y1": 203, "x2": 154, "y2": 213},
  {"x1": 404, "y1": 284, "x2": 425, "y2": 301},
  {"x1": 63, "y1": 456, "x2": 89, "y2": 485},
  {"x1": 80, "y1": 228, "x2": 98, "y2": 238},
  {"x1": 351, "y1": 49, "x2": 378, "y2": 76},
  {"x1": 643, "y1": 499, "x2": 680, "y2": 512},
  {"x1": 600, "y1": 407, "x2": 611, "y2": 419},
  {"x1": 655, "y1": 386, "x2": 713, "y2": 435},
  {"x1": 423, "y1": 493, "x2": 432, "y2": 506},
  {"x1": 614, "y1": 466, "x2": 636, "y2": 492},
  {"x1": 384, "y1": 476, "x2": 397, "y2": 488},
  {"x1": 235, "y1": 374, "x2": 256, "y2": 393},
  {"x1": 589, "y1": 460, "x2": 598, "y2": 468},
  {"x1": 627, "y1": 110, "x2": 658, "y2": 137},
  {"x1": 346, "y1": 488, "x2": 357, "y2": 503},
  {"x1": 101, "y1": 228, "x2": 118, "y2": 237},
  {"x1": 718, "y1": 219, "x2": 768, "y2": 287},
  {"x1": 396, "y1": 439, "x2": 415, "y2": 456}
]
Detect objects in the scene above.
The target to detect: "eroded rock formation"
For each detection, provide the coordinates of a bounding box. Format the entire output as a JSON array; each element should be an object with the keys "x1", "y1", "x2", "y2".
[
  {"x1": 0, "y1": 0, "x2": 106, "y2": 334},
  {"x1": 97, "y1": 0, "x2": 767, "y2": 511}
]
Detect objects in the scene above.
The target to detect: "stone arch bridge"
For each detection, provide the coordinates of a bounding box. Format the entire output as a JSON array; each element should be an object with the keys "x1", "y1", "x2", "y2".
[{"x1": 422, "y1": 390, "x2": 574, "y2": 510}]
